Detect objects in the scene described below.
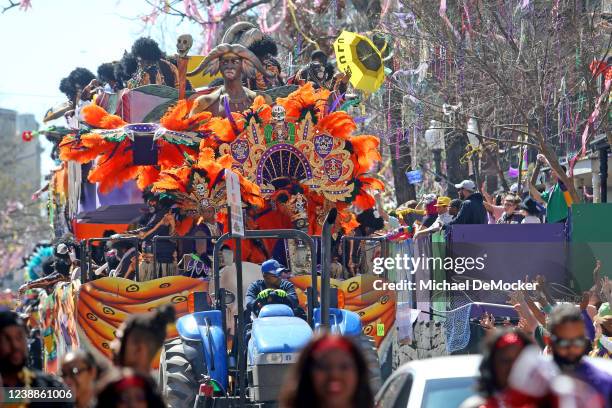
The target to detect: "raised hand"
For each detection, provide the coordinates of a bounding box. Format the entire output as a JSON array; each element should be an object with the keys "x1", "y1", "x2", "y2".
[
  {"x1": 594, "y1": 260, "x2": 602, "y2": 290},
  {"x1": 601, "y1": 276, "x2": 612, "y2": 304},
  {"x1": 579, "y1": 291, "x2": 590, "y2": 311},
  {"x1": 594, "y1": 260, "x2": 602, "y2": 274},
  {"x1": 536, "y1": 154, "x2": 548, "y2": 164},
  {"x1": 535, "y1": 274, "x2": 546, "y2": 290},
  {"x1": 507, "y1": 291, "x2": 520, "y2": 306},
  {"x1": 534, "y1": 290, "x2": 549, "y2": 308}
]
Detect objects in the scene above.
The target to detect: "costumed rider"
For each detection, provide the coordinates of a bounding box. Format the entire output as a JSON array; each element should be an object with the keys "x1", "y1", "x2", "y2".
[
  {"x1": 107, "y1": 238, "x2": 138, "y2": 280},
  {"x1": 348, "y1": 208, "x2": 385, "y2": 276},
  {"x1": 97, "y1": 62, "x2": 122, "y2": 93},
  {"x1": 127, "y1": 193, "x2": 177, "y2": 281},
  {"x1": 18, "y1": 240, "x2": 79, "y2": 294},
  {"x1": 221, "y1": 22, "x2": 284, "y2": 91},
  {"x1": 188, "y1": 43, "x2": 274, "y2": 117},
  {"x1": 127, "y1": 37, "x2": 179, "y2": 89},
  {"x1": 291, "y1": 50, "x2": 335, "y2": 89},
  {"x1": 59, "y1": 67, "x2": 97, "y2": 124},
  {"x1": 245, "y1": 259, "x2": 301, "y2": 318},
  {"x1": 180, "y1": 203, "x2": 222, "y2": 279}
]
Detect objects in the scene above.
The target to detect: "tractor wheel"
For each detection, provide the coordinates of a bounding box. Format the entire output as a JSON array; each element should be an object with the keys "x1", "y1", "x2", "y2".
[
  {"x1": 160, "y1": 337, "x2": 198, "y2": 408},
  {"x1": 358, "y1": 334, "x2": 382, "y2": 393}
]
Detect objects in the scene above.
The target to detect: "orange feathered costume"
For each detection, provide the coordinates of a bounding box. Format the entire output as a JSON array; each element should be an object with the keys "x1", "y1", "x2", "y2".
[
  {"x1": 58, "y1": 84, "x2": 382, "y2": 238},
  {"x1": 199, "y1": 83, "x2": 383, "y2": 235},
  {"x1": 59, "y1": 101, "x2": 211, "y2": 193}
]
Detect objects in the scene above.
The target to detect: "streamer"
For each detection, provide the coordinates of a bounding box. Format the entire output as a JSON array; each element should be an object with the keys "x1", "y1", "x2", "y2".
[{"x1": 259, "y1": 0, "x2": 288, "y2": 33}]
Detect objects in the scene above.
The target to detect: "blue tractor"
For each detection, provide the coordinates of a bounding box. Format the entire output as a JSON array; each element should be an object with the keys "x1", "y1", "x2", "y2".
[{"x1": 158, "y1": 211, "x2": 381, "y2": 408}]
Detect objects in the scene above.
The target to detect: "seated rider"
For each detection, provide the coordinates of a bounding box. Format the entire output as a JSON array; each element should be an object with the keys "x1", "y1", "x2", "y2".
[{"x1": 245, "y1": 259, "x2": 299, "y2": 317}]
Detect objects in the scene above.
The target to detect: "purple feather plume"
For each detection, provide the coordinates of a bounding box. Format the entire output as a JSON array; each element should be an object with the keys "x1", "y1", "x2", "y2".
[{"x1": 223, "y1": 96, "x2": 240, "y2": 134}]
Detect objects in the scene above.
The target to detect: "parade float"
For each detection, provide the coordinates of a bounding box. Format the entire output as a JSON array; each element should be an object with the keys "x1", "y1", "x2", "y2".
[{"x1": 23, "y1": 32, "x2": 397, "y2": 378}]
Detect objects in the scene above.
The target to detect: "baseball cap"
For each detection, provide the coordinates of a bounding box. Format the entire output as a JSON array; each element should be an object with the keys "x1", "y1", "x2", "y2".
[
  {"x1": 56, "y1": 243, "x2": 70, "y2": 255},
  {"x1": 434, "y1": 196, "x2": 451, "y2": 207},
  {"x1": 510, "y1": 183, "x2": 519, "y2": 193},
  {"x1": 423, "y1": 194, "x2": 437, "y2": 203},
  {"x1": 261, "y1": 259, "x2": 288, "y2": 277},
  {"x1": 454, "y1": 180, "x2": 476, "y2": 191}
]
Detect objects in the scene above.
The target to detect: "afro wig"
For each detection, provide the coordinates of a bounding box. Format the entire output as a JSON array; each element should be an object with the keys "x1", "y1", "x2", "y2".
[
  {"x1": 68, "y1": 67, "x2": 96, "y2": 89},
  {"x1": 59, "y1": 77, "x2": 77, "y2": 100},
  {"x1": 248, "y1": 36, "x2": 278, "y2": 59},
  {"x1": 131, "y1": 37, "x2": 163, "y2": 62},
  {"x1": 115, "y1": 51, "x2": 138, "y2": 83},
  {"x1": 97, "y1": 62, "x2": 117, "y2": 83}
]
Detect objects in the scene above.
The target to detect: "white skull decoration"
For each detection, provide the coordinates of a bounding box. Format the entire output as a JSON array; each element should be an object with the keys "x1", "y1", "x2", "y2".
[
  {"x1": 271, "y1": 105, "x2": 286, "y2": 122},
  {"x1": 176, "y1": 34, "x2": 193, "y2": 58},
  {"x1": 195, "y1": 182, "x2": 208, "y2": 196}
]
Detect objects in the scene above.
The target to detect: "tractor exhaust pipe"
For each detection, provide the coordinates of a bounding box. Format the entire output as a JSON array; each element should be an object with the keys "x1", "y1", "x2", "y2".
[{"x1": 320, "y1": 208, "x2": 338, "y2": 330}]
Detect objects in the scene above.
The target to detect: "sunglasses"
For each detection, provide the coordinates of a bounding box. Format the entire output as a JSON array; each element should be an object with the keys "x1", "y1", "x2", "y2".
[
  {"x1": 61, "y1": 365, "x2": 88, "y2": 378},
  {"x1": 550, "y1": 335, "x2": 589, "y2": 348}
]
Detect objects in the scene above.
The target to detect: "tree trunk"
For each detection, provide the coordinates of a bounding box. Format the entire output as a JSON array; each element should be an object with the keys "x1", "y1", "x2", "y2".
[
  {"x1": 389, "y1": 87, "x2": 416, "y2": 205},
  {"x1": 446, "y1": 131, "x2": 469, "y2": 197},
  {"x1": 482, "y1": 145, "x2": 509, "y2": 192}
]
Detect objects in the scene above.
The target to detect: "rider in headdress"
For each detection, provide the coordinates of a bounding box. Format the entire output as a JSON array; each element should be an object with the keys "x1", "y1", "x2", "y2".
[
  {"x1": 127, "y1": 37, "x2": 179, "y2": 89},
  {"x1": 188, "y1": 43, "x2": 273, "y2": 117},
  {"x1": 221, "y1": 22, "x2": 285, "y2": 91}
]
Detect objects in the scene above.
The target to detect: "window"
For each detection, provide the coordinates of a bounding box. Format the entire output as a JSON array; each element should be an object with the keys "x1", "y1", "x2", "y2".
[
  {"x1": 375, "y1": 373, "x2": 413, "y2": 408},
  {"x1": 420, "y1": 377, "x2": 477, "y2": 408}
]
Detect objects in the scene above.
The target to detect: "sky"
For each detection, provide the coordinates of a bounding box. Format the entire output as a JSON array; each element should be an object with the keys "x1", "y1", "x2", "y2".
[{"x1": 0, "y1": 0, "x2": 201, "y2": 174}]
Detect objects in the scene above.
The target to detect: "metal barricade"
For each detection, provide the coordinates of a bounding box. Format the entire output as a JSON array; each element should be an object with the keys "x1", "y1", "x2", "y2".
[
  {"x1": 151, "y1": 235, "x2": 220, "y2": 280},
  {"x1": 340, "y1": 235, "x2": 388, "y2": 276}
]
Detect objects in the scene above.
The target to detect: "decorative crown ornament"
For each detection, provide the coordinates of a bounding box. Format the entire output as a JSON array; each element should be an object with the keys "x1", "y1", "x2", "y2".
[
  {"x1": 174, "y1": 172, "x2": 227, "y2": 217},
  {"x1": 219, "y1": 111, "x2": 355, "y2": 200}
]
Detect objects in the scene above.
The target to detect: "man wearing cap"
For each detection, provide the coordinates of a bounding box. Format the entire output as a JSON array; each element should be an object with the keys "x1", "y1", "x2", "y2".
[
  {"x1": 245, "y1": 259, "x2": 299, "y2": 316},
  {"x1": 413, "y1": 196, "x2": 453, "y2": 239},
  {"x1": 449, "y1": 180, "x2": 488, "y2": 225},
  {"x1": 529, "y1": 154, "x2": 571, "y2": 224}
]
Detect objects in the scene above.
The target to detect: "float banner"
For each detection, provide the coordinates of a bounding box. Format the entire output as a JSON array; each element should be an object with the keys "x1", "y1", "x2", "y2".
[
  {"x1": 446, "y1": 224, "x2": 569, "y2": 304},
  {"x1": 570, "y1": 203, "x2": 612, "y2": 292}
]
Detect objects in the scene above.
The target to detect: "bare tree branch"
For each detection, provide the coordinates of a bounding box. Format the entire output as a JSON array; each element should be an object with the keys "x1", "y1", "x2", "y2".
[{"x1": 1, "y1": 0, "x2": 19, "y2": 13}]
